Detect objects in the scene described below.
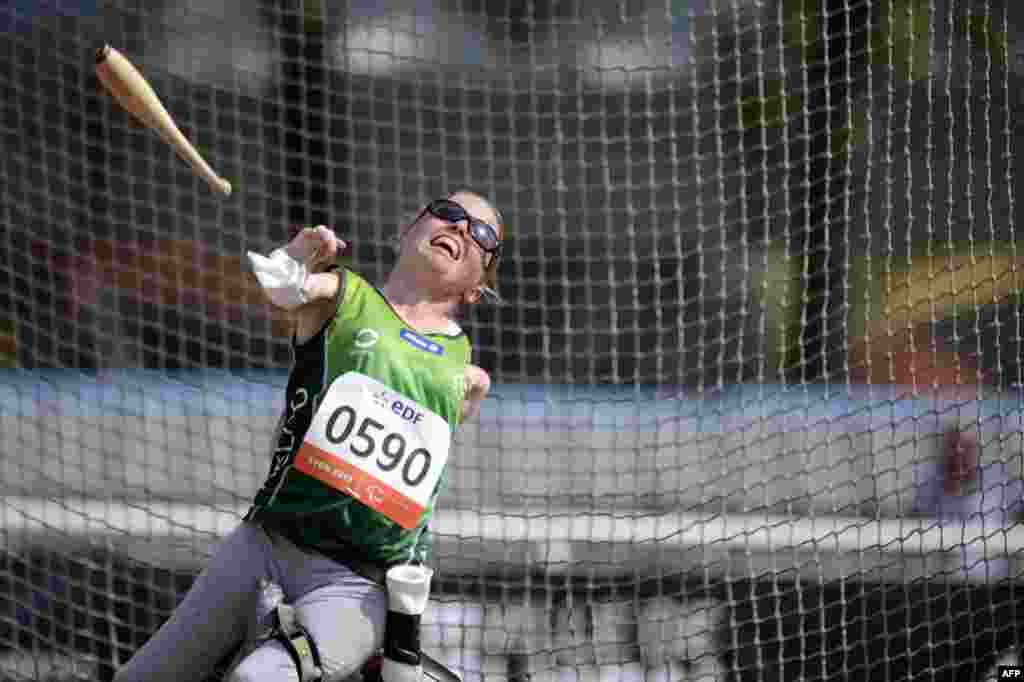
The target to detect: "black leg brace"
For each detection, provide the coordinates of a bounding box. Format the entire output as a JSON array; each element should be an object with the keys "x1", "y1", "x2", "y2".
[{"x1": 265, "y1": 602, "x2": 323, "y2": 682}]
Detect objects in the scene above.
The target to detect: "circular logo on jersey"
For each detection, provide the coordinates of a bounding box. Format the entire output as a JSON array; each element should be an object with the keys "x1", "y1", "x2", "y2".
[{"x1": 354, "y1": 328, "x2": 380, "y2": 349}]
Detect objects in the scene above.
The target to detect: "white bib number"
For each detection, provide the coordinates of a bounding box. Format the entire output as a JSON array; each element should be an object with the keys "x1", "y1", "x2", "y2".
[{"x1": 295, "y1": 372, "x2": 451, "y2": 529}]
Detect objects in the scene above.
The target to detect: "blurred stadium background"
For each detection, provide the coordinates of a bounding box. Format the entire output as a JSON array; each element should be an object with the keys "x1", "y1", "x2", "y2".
[{"x1": 3, "y1": 0, "x2": 1024, "y2": 680}]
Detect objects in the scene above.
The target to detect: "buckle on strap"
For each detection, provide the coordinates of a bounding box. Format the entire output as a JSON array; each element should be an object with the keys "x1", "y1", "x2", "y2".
[{"x1": 269, "y1": 602, "x2": 323, "y2": 682}]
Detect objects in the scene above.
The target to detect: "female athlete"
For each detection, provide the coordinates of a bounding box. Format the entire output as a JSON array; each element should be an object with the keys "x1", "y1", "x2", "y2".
[{"x1": 113, "y1": 190, "x2": 503, "y2": 682}]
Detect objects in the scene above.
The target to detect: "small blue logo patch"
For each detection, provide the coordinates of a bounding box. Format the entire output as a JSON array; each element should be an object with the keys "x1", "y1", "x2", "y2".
[{"x1": 400, "y1": 329, "x2": 444, "y2": 356}]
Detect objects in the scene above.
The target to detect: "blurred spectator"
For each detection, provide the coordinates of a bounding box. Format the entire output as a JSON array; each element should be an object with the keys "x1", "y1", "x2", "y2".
[
  {"x1": 31, "y1": 237, "x2": 292, "y2": 370},
  {"x1": 421, "y1": 599, "x2": 509, "y2": 682},
  {"x1": 336, "y1": 0, "x2": 494, "y2": 78},
  {"x1": 849, "y1": 321, "x2": 986, "y2": 392},
  {"x1": 0, "y1": 0, "x2": 98, "y2": 34},
  {"x1": 912, "y1": 425, "x2": 1024, "y2": 682},
  {"x1": 547, "y1": 595, "x2": 723, "y2": 682},
  {"x1": 911, "y1": 425, "x2": 1024, "y2": 581},
  {"x1": 636, "y1": 597, "x2": 723, "y2": 682},
  {"x1": 151, "y1": 0, "x2": 274, "y2": 96},
  {"x1": 0, "y1": 317, "x2": 14, "y2": 367}
]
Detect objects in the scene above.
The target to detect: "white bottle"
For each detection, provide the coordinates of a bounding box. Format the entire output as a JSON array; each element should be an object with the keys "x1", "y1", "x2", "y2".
[{"x1": 382, "y1": 565, "x2": 433, "y2": 682}]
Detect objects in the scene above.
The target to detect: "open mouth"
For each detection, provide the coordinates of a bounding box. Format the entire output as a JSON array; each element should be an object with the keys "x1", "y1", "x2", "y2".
[{"x1": 430, "y1": 236, "x2": 461, "y2": 261}]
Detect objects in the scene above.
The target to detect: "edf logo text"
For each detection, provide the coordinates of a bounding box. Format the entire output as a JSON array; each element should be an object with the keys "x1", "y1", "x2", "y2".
[{"x1": 391, "y1": 400, "x2": 424, "y2": 424}]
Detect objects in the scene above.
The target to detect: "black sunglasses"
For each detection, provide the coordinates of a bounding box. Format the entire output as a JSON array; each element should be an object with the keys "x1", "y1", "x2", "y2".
[{"x1": 424, "y1": 199, "x2": 502, "y2": 259}]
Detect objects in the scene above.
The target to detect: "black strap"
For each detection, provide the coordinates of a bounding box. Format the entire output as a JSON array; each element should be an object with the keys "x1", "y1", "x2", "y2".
[
  {"x1": 273, "y1": 603, "x2": 323, "y2": 682},
  {"x1": 384, "y1": 610, "x2": 422, "y2": 666}
]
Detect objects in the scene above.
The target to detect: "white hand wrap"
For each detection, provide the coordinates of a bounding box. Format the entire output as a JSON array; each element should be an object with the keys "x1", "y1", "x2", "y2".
[{"x1": 247, "y1": 248, "x2": 308, "y2": 310}]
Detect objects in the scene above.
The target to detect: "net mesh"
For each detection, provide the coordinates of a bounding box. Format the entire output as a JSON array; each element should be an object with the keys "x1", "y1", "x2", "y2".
[{"x1": 1, "y1": 0, "x2": 1023, "y2": 680}]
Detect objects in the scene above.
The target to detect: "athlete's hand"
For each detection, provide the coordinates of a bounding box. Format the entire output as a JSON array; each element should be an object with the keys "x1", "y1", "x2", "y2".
[
  {"x1": 461, "y1": 365, "x2": 491, "y2": 423},
  {"x1": 284, "y1": 225, "x2": 347, "y2": 273}
]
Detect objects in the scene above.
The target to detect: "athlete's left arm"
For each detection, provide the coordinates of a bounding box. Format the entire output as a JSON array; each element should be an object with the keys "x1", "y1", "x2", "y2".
[{"x1": 461, "y1": 365, "x2": 491, "y2": 423}]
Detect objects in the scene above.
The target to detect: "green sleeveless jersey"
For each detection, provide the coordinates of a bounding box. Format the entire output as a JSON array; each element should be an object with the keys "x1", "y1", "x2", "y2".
[{"x1": 247, "y1": 269, "x2": 471, "y2": 565}]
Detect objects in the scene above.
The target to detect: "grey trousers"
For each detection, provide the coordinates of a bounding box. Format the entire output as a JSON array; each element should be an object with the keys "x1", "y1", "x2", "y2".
[{"x1": 112, "y1": 520, "x2": 388, "y2": 682}]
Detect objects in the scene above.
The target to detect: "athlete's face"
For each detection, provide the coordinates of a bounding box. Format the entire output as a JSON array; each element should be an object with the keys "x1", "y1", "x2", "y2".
[{"x1": 400, "y1": 192, "x2": 502, "y2": 302}]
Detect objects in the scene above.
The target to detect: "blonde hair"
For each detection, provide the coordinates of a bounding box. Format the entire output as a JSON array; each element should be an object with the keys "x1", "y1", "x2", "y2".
[
  {"x1": 448, "y1": 190, "x2": 505, "y2": 302},
  {"x1": 482, "y1": 204, "x2": 504, "y2": 299}
]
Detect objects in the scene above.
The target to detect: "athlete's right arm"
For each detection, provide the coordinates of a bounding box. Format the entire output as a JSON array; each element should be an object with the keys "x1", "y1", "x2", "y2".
[
  {"x1": 251, "y1": 225, "x2": 347, "y2": 344},
  {"x1": 288, "y1": 226, "x2": 347, "y2": 344}
]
